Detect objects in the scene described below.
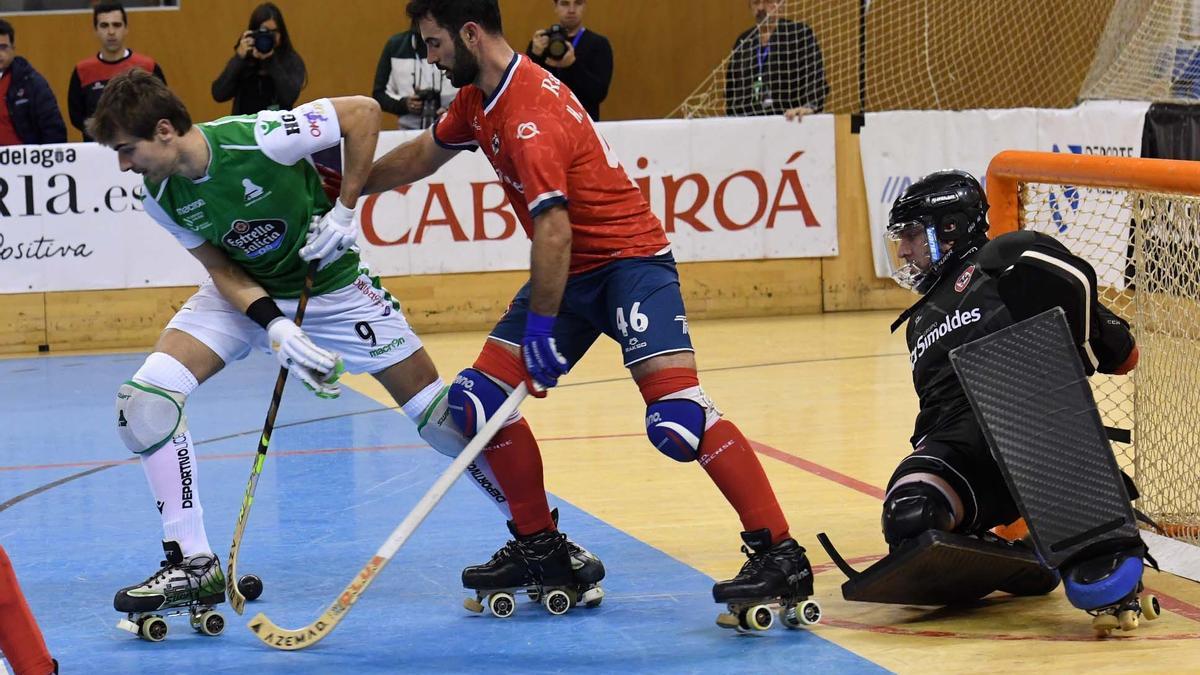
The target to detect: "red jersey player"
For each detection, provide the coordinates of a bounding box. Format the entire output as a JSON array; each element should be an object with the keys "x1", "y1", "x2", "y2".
[{"x1": 348, "y1": 0, "x2": 819, "y2": 628}]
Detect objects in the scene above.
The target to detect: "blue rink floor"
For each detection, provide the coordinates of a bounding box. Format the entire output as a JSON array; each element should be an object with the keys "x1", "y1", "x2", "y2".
[{"x1": 0, "y1": 352, "x2": 885, "y2": 674}]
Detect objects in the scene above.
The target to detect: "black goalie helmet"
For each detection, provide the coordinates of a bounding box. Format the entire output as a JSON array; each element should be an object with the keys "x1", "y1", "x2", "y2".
[{"x1": 885, "y1": 169, "x2": 990, "y2": 293}]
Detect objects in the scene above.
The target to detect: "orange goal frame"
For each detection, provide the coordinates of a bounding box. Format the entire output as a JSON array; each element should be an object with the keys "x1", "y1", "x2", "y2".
[{"x1": 985, "y1": 150, "x2": 1200, "y2": 236}]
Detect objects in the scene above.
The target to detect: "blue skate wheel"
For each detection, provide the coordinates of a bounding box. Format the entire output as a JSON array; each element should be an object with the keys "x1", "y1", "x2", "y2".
[{"x1": 237, "y1": 574, "x2": 264, "y2": 602}]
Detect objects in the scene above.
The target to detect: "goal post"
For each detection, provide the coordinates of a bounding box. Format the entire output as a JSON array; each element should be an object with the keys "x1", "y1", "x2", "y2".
[{"x1": 985, "y1": 150, "x2": 1200, "y2": 578}]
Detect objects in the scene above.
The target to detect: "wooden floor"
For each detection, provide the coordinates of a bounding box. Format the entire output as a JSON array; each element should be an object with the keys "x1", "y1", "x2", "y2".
[{"x1": 340, "y1": 311, "x2": 1200, "y2": 673}]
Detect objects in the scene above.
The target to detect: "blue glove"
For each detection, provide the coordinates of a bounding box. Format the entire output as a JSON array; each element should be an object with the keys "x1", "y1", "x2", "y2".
[{"x1": 521, "y1": 311, "x2": 569, "y2": 396}]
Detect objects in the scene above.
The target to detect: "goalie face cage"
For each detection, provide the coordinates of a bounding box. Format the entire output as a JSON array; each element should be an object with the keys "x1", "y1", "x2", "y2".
[{"x1": 987, "y1": 150, "x2": 1200, "y2": 546}]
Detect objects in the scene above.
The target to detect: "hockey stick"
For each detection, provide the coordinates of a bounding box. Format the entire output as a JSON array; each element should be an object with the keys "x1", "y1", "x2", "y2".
[
  {"x1": 227, "y1": 259, "x2": 320, "y2": 615},
  {"x1": 248, "y1": 382, "x2": 530, "y2": 650}
]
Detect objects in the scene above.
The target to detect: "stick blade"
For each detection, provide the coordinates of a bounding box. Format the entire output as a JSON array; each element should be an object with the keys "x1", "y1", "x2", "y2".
[
  {"x1": 227, "y1": 559, "x2": 247, "y2": 615},
  {"x1": 248, "y1": 611, "x2": 338, "y2": 651}
]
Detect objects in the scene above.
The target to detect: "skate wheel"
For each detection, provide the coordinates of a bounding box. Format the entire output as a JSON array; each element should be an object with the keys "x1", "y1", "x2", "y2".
[
  {"x1": 237, "y1": 574, "x2": 264, "y2": 602},
  {"x1": 716, "y1": 612, "x2": 741, "y2": 630},
  {"x1": 543, "y1": 589, "x2": 572, "y2": 616},
  {"x1": 140, "y1": 616, "x2": 168, "y2": 642},
  {"x1": 196, "y1": 610, "x2": 225, "y2": 636},
  {"x1": 463, "y1": 596, "x2": 484, "y2": 614},
  {"x1": 798, "y1": 599, "x2": 822, "y2": 626},
  {"x1": 743, "y1": 604, "x2": 774, "y2": 631},
  {"x1": 1118, "y1": 609, "x2": 1139, "y2": 631},
  {"x1": 487, "y1": 592, "x2": 516, "y2": 618},
  {"x1": 1142, "y1": 595, "x2": 1161, "y2": 621},
  {"x1": 1092, "y1": 613, "x2": 1119, "y2": 636},
  {"x1": 580, "y1": 586, "x2": 604, "y2": 608}
]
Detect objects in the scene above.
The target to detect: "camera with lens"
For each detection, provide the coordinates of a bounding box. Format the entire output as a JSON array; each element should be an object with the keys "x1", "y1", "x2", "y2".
[
  {"x1": 544, "y1": 23, "x2": 570, "y2": 60},
  {"x1": 252, "y1": 28, "x2": 276, "y2": 55},
  {"x1": 415, "y1": 88, "x2": 441, "y2": 128}
]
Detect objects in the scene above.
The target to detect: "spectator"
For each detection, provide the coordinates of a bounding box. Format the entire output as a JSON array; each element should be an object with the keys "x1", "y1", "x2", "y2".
[
  {"x1": 726, "y1": 0, "x2": 828, "y2": 119},
  {"x1": 373, "y1": 30, "x2": 457, "y2": 130},
  {"x1": 0, "y1": 18, "x2": 66, "y2": 145},
  {"x1": 526, "y1": 0, "x2": 612, "y2": 120},
  {"x1": 67, "y1": 2, "x2": 165, "y2": 141},
  {"x1": 211, "y1": 2, "x2": 306, "y2": 115}
]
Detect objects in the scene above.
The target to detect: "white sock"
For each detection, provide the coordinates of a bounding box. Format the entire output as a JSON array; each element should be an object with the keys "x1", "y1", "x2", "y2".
[
  {"x1": 133, "y1": 352, "x2": 211, "y2": 557},
  {"x1": 140, "y1": 428, "x2": 212, "y2": 557}
]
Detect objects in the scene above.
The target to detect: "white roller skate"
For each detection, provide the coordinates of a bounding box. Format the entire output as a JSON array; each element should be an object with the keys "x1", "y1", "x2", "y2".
[{"x1": 114, "y1": 540, "x2": 226, "y2": 642}]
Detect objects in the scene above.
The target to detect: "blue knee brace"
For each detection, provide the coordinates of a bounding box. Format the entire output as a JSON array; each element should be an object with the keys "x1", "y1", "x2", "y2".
[
  {"x1": 1063, "y1": 549, "x2": 1144, "y2": 611},
  {"x1": 645, "y1": 398, "x2": 706, "y2": 462},
  {"x1": 448, "y1": 368, "x2": 511, "y2": 438}
]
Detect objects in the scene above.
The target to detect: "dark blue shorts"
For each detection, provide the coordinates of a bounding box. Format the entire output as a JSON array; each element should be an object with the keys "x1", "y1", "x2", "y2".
[{"x1": 490, "y1": 253, "x2": 694, "y2": 369}]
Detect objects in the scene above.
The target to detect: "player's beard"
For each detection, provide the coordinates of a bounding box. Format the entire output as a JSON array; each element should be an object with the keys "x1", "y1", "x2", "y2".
[{"x1": 446, "y1": 34, "x2": 481, "y2": 88}]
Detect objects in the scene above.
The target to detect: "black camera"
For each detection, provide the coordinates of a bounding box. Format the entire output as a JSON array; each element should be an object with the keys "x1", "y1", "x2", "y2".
[
  {"x1": 544, "y1": 23, "x2": 569, "y2": 60},
  {"x1": 252, "y1": 28, "x2": 276, "y2": 55},
  {"x1": 415, "y1": 88, "x2": 440, "y2": 128}
]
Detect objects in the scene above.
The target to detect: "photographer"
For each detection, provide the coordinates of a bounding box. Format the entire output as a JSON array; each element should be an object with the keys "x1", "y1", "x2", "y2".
[
  {"x1": 211, "y1": 2, "x2": 306, "y2": 115},
  {"x1": 526, "y1": 0, "x2": 612, "y2": 120},
  {"x1": 372, "y1": 29, "x2": 457, "y2": 130}
]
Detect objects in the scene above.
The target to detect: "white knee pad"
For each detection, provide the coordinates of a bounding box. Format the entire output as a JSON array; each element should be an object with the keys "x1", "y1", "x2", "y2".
[
  {"x1": 416, "y1": 384, "x2": 468, "y2": 459},
  {"x1": 117, "y1": 353, "x2": 199, "y2": 455}
]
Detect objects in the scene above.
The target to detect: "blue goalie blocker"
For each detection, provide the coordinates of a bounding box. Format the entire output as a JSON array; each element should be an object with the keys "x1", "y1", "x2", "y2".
[{"x1": 949, "y1": 308, "x2": 1150, "y2": 616}]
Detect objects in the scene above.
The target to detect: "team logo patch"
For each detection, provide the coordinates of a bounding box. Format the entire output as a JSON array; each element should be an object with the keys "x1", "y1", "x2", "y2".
[
  {"x1": 516, "y1": 122, "x2": 540, "y2": 140},
  {"x1": 222, "y1": 219, "x2": 287, "y2": 258},
  {"x1": 955, "y1": 264, "x2": 976, "y2": 293},
  {"x1": 492, "y1": 133, "x2": 501, "y2": 155}
]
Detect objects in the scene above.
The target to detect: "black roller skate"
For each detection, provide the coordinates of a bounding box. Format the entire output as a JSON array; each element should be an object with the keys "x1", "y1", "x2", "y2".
[
  {"x1": 713, "y1": 529, "x2": 821, "y2": 632},
  {"x1": 1063, "y1": 544, "x2": 1161, "y2": 636},
  {"x1": 462, "y1": 524, "x2": 592, "y2": 618},
  {"x1": 114, "y1": 540, "x2": 226, "y2": 642}
]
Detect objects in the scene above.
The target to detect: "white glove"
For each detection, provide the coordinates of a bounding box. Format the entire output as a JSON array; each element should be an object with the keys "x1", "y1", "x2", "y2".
[
  {"x1": 267, "y1": 317, "x2": 344, "y2": 399},
  {"x1": 299, "y1": 200, "x2": 356, "y2": 270}
]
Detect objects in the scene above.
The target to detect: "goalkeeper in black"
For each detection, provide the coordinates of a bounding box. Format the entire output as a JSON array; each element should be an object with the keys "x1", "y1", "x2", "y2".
[{"x1": 881, "y1": 170, "x2": 1138, "y2": 557}]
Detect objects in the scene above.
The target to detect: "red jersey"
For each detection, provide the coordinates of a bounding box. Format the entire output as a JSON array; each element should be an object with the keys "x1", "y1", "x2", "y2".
[{"x1": 433, "y1": 53, "x2": 669, "y2": 274}]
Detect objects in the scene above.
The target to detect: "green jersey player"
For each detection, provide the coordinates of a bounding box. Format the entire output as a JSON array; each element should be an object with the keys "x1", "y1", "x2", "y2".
[{"x1": 86, "y1": 69, "x2": 504, "y2": 635}]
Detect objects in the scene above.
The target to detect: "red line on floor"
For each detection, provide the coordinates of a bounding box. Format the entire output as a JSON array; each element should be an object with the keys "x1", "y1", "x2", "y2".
[{"x1": 752, "y1": 440, "x2": 886, "y2": 500}]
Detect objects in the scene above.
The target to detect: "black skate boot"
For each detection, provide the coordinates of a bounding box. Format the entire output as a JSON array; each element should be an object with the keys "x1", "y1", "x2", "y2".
[
  {"x1": 712, "y1": 528, "x2": 821, "y2": 632},
  {"x1": 550, "y1": 508, "x2": 605, "y2": 607},
  {"x1": 114, "y1": 540, "x2": 226, "y2": 642},
  {"x1": 462, "y1": 527, "x2": 579, "y2": 618}
]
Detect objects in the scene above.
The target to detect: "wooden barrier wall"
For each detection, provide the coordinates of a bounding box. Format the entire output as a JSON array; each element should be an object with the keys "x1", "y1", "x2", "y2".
[{"x1": 0, "y1": 114, "x2": 909, "y2": 355}]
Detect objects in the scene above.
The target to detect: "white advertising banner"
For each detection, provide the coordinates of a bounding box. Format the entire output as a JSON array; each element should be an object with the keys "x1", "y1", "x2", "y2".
[
  {"x1": 0, "y1": 144, "x2": 206, "y2": 293},
  {"x1": 358, "y1": 115, "x2": 837, "y2": 275},
  {"x1": 0, "y1": 116, "x2": 837, "y2": 293},
  {"x1": 860, "y1": 101, "x2": 1150, "y2": 279}
]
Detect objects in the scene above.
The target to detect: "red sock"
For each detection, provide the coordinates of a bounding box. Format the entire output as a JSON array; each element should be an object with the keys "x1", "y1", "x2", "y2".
[
  {"x1": 698, "y1": 419, "x2": 791, "y2": 544},
  {"x1": 637, "y1": 368, "x2": 790, "y2": 544},
  {"x1": 473, "y1": 342, "x2": 555, "y2": 536},
  {"x1": 0, "y1": 546, "x2": 54, "y2": 675}
]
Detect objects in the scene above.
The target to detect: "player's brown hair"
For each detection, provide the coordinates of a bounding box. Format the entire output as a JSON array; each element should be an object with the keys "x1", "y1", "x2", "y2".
[
  {"x1": 86, "y1": 68, "x2": 192, "y2": 145},
  {"x1": 406, "y1": 0, "x2": 503, "y2": 36}
]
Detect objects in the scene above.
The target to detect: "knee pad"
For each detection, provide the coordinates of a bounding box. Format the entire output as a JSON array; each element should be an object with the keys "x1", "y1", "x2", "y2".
[
  {"x1": 416, "y1": 384, "x2": 468, "y2": 458},
  {"x1": 117, "y1": 352, "x2": 197, "y2": 455},
  {"x1": 645, "y1": 389, "x2": 718, "y2": 462},
  {"x1": 448, "y1": 368, "x2": 520, "y2": 438},
  {"x1": 117, "y1": 381, "x2": 188, "y2": 455},
  {"x1": 881, "y1": 481, "x2": 955, "y2": 547}
]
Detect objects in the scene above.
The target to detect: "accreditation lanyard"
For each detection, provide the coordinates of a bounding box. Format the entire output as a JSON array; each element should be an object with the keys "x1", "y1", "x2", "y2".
[{"x1": 571, "y1": 28, "x2": 586, "y2": 50}]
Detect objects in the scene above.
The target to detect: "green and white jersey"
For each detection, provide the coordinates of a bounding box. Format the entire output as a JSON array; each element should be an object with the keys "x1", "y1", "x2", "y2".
[{"x1": 142, "y1": 99, "x2": 359, "y2": 298}]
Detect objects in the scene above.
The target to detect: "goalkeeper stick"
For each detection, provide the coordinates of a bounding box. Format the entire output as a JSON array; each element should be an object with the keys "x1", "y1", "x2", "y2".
[
  {"x1": 248, "y1": 382, "x2": 530, "y2": 650},
  {"x1": 227, "y1": 259, "x2": 320, "y2": 615}
]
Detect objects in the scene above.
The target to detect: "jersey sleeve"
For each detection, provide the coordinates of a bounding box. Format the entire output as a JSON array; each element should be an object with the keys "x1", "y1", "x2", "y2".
[
  {"x1": 431, "y1": 92, "x2": 478, "y2": 152},
  {"x1": 143, "y1": 190, "x2": 204, "y2": 249},
  {"x1": 254, "y1": 98, "x2": 343, "y2": 166},
  {"x1": 507, "y1": 116, "x2": 571, "y2": 218}
]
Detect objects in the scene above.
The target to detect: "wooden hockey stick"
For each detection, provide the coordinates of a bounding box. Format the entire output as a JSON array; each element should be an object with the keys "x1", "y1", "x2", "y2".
[
  {"x1": 227, "y1": 259, "x2": 320, "y2": 615},
  {"x1": 248, "y1": 382, "x2": 530, "y2": 650}
]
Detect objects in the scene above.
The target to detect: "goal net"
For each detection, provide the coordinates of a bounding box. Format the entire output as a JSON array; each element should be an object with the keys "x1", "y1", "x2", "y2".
[
  {"x1": 987, "y1": 150, "x2": 1200, "y2": 564},
  {"x1": 674, "y1": 0, "x2": 1200, "y2": 119}
]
